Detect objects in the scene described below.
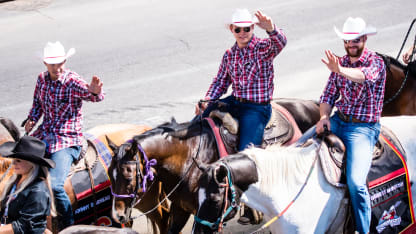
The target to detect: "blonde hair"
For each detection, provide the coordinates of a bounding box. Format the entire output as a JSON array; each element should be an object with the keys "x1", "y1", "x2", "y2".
[{"x1": 0, "y1": 162, "x2": 56, "y2": 217}]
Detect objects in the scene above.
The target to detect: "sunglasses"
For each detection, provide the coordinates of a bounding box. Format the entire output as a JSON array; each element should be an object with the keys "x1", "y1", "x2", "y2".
[
  {"x1": 343, "y1": 38, "x2": 363, "y2": 44},
  {"x1": 234, "y1": 27, "x2": 251, "y2": 33}
]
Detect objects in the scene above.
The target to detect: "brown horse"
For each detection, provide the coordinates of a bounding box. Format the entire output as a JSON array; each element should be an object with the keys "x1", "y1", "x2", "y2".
[
  {"x1": 379, "y1": 54, "x2": 416, "y2": 116},
  {"x1": 0, "y1": 122, "x2": 169, "y2": 233},
  {"x1": 107, "y1": 98, "x2": 321, "y2": 233}
]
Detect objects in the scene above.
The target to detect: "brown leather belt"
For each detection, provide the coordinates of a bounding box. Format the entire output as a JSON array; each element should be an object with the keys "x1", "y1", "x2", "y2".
[
  {"x1": 233, "y1": 96, "x2": 269, "y2": 105},
  {"x1": 336, "y1": 111, "x2": 372, "y2": 123}
]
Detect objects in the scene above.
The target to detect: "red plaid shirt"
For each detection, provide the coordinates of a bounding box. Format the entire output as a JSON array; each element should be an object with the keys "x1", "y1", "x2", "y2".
[
  {"x1": 28, "y1": 69, "x2": 105, "y2": 153},
  {"x1": 319, "y1": 48, "x2": 386, "y2": 122},
  {"x1": 205, "y1": 28, "x2": 287, "y2": 103}
]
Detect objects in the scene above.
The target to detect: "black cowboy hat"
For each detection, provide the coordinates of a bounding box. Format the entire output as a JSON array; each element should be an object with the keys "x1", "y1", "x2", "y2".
[{"x1": 0, "y1": 135, "x2": 55, "y2": 168}]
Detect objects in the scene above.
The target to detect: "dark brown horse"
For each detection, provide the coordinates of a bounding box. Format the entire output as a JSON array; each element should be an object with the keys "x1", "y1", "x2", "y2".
[
  {"x1": 379, "y1": 54, "x2": 416, "y2": 116},
  {"x1": 107, "y1": 98, "x2": 321, "y2": 233}
]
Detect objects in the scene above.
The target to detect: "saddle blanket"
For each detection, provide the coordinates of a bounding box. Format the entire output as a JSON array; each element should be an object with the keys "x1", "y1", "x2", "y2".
[
  {"x1": 71, "y1": 133, "x2": 121, "y2": 227},
  {"x1": 368, "y1": 133, "x2": 416, "y2": 233}
]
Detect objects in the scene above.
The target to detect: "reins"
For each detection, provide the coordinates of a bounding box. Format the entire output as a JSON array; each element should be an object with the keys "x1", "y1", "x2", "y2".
[
  {"x1": 385, "y1": 18, "x2": 416, "y2": 105},
  {"x1": 250, "y1": 127, "x2": 330, "y2": 234}
]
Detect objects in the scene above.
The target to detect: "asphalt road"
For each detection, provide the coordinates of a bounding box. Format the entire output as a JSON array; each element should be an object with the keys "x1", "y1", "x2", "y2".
[{"x1": 1, "y1": 0, "x2": 415, "y2": 233}]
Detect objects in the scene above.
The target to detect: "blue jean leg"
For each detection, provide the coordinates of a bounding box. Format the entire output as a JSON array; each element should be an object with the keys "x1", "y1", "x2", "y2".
[
  {"x1": 330, "y1": 114, "x2": 380, "y2": 234},
  {"x1": 202, "y1": 96, "x2": 271, "y2": 151},
  {"x1": 237, "y1": 103, "x2": 271, "y2": 151},
  {"x1": 49, "y1": 146, "x2": 81, "y2": 228}
]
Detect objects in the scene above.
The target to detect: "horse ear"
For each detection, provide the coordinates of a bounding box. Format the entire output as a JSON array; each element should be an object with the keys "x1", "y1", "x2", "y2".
[
  {"x1": 106, "y1": 135, "x2": 118, "y2": 153},
  {"x1": 213, "y1": 164, "x2": 228, "y2": 185}
]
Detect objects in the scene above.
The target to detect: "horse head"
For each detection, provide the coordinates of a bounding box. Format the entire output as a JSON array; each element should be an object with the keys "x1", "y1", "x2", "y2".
[
  {"x1": 107, "y1": 137, "x2": 151, "y2": 224},
  {"x1": 194, "y1": 153, "x2": 258, "y2": 233}
]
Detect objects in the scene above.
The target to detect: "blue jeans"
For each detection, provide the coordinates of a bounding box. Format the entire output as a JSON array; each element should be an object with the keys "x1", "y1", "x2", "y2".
[
  {"x1": 330, "y1": 113, "x2": 380, "y2": 234},
  {"x1": 202, "y1": 96, "x2": 272, "y2": 151},
  {"x1": 48, "y1": 146, "x2": 81, "y2": 228}
]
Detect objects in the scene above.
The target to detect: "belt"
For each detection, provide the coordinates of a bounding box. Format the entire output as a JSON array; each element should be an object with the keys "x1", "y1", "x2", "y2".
[
  {"x1": 233, "y1": 96, "x2": 270, "y2": 105},
  {"x1": 336, "y1": 111, "x2": 373, "y2": 123}
]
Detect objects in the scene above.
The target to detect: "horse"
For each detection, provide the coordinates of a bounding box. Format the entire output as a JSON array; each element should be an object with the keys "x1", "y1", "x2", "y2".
[
  {"x1": 0, "y1": 122, "x2": 169, "y2": 234},
  {"x1": 107, "y1": 98, "x2": 323, "y2": 233},
  {"x1": 193, "y1": 115, "x2": 416, "y2": 233},
  {"x1": 378, "y1": 54, "x2": 416, "y2": 116}
]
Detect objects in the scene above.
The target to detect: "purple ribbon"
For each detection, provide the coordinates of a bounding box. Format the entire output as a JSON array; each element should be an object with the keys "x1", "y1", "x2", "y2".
[{"x1": 136, "y1": 144, "x2": 157, "y2": 193}]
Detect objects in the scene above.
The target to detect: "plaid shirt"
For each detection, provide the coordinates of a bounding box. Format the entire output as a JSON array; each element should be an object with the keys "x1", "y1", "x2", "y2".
[
  {"x1": 28, "y1": 69, "x2": 105, "y2": 153},
  {"x1": 319, "y1": 48, "x2": 386, "y2": 122},
  {"x1": 205, "y1": 28, "x2": 287, "y2": 103}
]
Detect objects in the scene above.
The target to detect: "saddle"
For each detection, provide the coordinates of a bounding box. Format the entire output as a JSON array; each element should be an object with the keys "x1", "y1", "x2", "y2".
[
  {"x1": 318, "y1": 126, "x2": 405, "y2": 188},
  {"x1": 319, "y1": 127, "x2": 416, "y2": 234},
  {"x1": 207, "y1": 102, "x2": 303, "y2": 156}
]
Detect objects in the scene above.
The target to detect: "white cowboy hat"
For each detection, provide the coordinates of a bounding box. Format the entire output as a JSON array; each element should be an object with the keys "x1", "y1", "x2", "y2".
[
  {"x1": 230, "y1": 9, "x2": 258, "y2": 27},
  {"x1": 334, "y1": 17, "x2": 377, "y2": 40},
  {"x1": 43, "y1": 41, "x2": 76, "y2": 64}
]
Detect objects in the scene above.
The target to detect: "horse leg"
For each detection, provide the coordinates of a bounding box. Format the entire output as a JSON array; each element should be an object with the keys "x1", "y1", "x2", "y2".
[{"x1": 167, "y1": 204, "x2": 191, "y2": 234}]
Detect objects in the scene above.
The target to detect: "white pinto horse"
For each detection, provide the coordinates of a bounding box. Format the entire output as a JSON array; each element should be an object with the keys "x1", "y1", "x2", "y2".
[{"x1": 193, "y1": 116, "x2": 416, "y2": 234}]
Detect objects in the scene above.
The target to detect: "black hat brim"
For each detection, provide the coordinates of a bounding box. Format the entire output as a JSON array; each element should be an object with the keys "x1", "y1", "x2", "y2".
[{"x1": 0, "y1": 141, "x2": 55, "y2": 168}]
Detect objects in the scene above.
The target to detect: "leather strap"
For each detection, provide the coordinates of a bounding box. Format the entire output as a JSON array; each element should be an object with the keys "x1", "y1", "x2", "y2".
[{"x1": 205, "y1": 117, "x2": 228, "y2": 158}]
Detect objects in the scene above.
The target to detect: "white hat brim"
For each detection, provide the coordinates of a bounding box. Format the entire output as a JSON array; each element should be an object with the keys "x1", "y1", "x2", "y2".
[
  {"x1": 43, "y1": 47, "x2": 76, "y2": 64},
  {"x1": 230, "y1": 17, "x2": 258, "y2": 27},
  {"x1": 334, "y1": 25, "x2": 377, "y2": 40}
]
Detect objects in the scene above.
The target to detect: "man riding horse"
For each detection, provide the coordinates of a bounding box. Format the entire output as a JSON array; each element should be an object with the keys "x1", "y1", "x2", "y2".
[
  {"x1": 195, "y1": 8, "x2": 287, "y2": 224},
  {"x1": 24, "y1": 41, "x2": 105, "y2": 230},
  {"x1": 316, "y1": 17, "x2": 386, "y2": 234}
]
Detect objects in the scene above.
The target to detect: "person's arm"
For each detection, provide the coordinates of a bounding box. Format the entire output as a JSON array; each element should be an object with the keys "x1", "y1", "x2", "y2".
[
  {"x1": 255, "y1": 10, "x2": 287, "y2": 60},
  {"x1": 71, "y1": 74, "x2": 105, "y2": 102},
  {"x1": 26, "y1": 75, "x2": 44, "y2": 133},
  {"x1": 322, "y1": 50, "x2": 365, "y2": 83},
  {"x1": 316, "y1": 103, "x2": 332, "y2": 134},
  {"x1": 204, "y1": 52, "x2": 232, "y2": 101},
  {"x1": 403, "y1": 45, "x2": 415, "y2": 64},
  {"x1": 11, "y1": 184, "x2": 50, "y2": 234}
]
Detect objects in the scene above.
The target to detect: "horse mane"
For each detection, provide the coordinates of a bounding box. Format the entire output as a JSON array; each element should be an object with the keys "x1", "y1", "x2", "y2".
[
  {"x1": 242, "y1": 143, "x2": 318, "y2": 194},
  {"x1": 377, "y1": 53, "x2": 409, "y2": 72},
  {"x1": 0, "y1": 117, "x2": 20, "y2": 141}
]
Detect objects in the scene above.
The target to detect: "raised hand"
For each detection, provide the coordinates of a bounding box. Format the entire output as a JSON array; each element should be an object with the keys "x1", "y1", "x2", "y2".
[
  {"x1": 254, "y1": 10, "x2": 275, "y2": 32},
  {"x1": 321, "y1": 50, "x2": 341, "y2": 74},
  {"x1": 87, "y1": 75, "x2": 103, "y2": 95}
]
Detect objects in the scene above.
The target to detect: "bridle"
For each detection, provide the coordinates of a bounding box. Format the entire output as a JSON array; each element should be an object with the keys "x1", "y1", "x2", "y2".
[
  {"x1": 110, "y1": 142, "x2": 157, "y2": 220},
  {"x1": 194, "y1": 162, "x2": 240, "y2": 232}
]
